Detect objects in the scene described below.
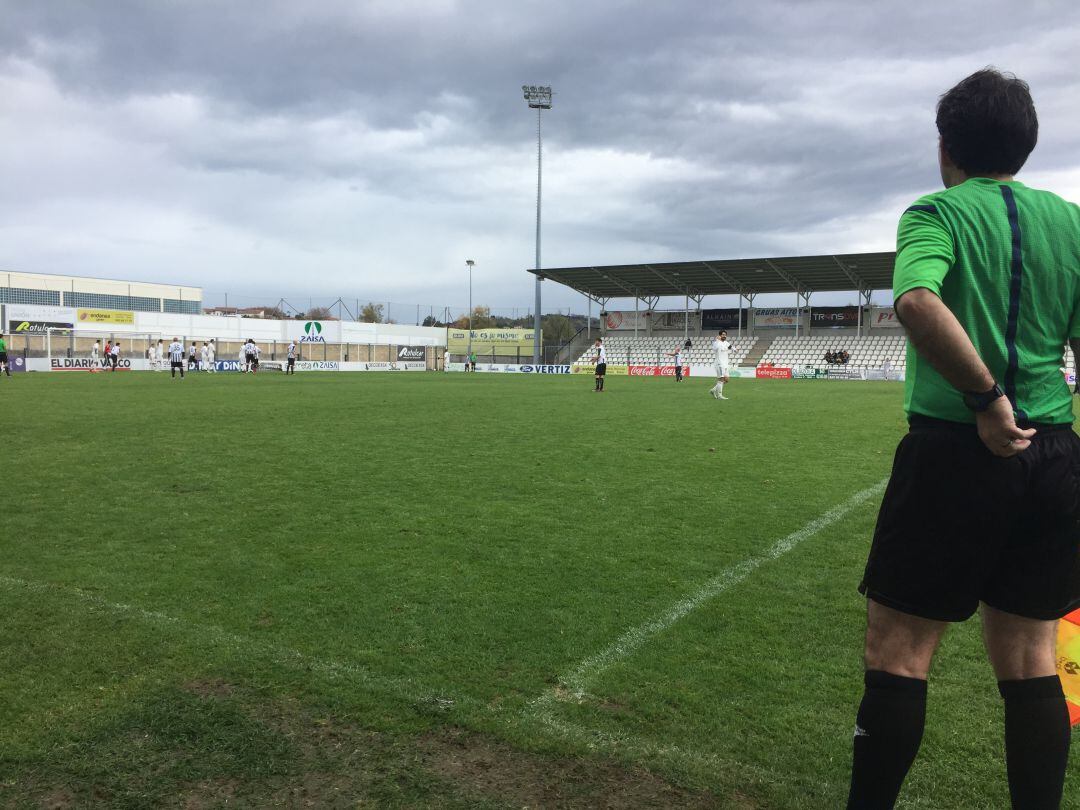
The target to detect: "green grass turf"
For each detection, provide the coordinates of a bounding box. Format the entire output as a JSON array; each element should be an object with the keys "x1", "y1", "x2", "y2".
[{"x1": 1, "y1": 370, "x2": 1076, "y2": 808}]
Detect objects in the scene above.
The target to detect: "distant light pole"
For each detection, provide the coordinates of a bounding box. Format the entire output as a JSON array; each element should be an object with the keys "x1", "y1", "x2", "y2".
[
  {"x1": 465, "y1": 259, "x2": 475, "y2": 360},
  {"x1": 522, "y1": 84, "x2": 552, "y2": 364}
]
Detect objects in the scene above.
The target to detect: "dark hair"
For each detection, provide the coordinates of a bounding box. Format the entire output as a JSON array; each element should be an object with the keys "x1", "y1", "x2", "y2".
[{"x1": 936, "y1": 68, "x2": 1037, "y2": 175}]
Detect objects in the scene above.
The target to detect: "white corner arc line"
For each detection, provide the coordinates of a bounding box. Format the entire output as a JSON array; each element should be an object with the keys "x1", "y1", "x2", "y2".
[{"x1": 557, "y1": 478, "x2": 888, "y2": 699}]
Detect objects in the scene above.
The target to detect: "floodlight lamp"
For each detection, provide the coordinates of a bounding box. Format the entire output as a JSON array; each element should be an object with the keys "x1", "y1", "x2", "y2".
[{"x1": 465, "y1": 259, "x2": 475, "y2": 267}]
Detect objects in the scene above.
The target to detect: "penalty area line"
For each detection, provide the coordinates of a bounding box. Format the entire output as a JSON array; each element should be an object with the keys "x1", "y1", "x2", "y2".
[
  {"x1": 0, "y1": 574, "x2": 475, "y2": 713},
  {"x1": 554, "y1": 478, "x2": 889, "y2": 700}
]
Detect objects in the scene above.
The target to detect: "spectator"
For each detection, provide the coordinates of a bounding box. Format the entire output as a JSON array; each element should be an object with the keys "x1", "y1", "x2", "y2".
[
  {"x1": 825, "y1": 350, "x2": 834, "y2": 364},
  {"x1": 841, "y1": 350, "x2": 851, "y2": 365}
]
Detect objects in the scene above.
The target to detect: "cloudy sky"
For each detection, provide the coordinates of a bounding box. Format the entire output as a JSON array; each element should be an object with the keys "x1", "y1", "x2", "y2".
[{"x1": 2, "y1": 1, "x2": 1078, "y2": 317}]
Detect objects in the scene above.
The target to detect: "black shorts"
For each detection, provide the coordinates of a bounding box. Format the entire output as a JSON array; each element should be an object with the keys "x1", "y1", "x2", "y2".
[
  {"x1": 171, "y1": 360, "x2": 183, "y2": 370},
  {"x1": 287, "y1": 357, "x2": 295, "y2": 366},
  {"x1": 0, "y1": 353, "x2": 7, "y2": 364},
  {"x1": 860, "y1": 416, "x2": 1080, "y2": 622},
  {"x1": 596, "y1": 362, "x2": 607, "y2": 376}
]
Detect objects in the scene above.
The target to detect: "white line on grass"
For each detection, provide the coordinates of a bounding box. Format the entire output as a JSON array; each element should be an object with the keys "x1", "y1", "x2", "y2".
[
  {"x1": 553, "y1": 478, "x2": 888, "y2": 700},
  {"x1": 0, "y1": 574, "x2": 474, "y2": 712}
]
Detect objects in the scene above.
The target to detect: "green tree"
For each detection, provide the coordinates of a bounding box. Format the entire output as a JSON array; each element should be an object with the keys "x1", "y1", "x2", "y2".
[{"x1": 360, "y1": 302, "x2": 384, "y2": 323}]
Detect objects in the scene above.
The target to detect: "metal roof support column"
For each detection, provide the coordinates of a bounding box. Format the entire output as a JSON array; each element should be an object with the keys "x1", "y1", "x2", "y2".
[{"x1": 634, "y1": 296, "x2": 639, "y2": 339}]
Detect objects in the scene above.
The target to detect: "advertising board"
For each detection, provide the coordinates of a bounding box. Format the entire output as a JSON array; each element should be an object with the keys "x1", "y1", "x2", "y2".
[
  {"x1": 809, "y1": 306, "x2": 859, "y2": 328},
  {"x1": 446, "y1": 329, "x2": 536, "y2": 353},
  {"x1": 755, "y1": 366, "x2": 793, "y2": 379},
  {"x1": 77, "y1": 309, "x2": 135, "y2": 325},
  {"x1": 601, "y1": 311, "x2": 648, "y2": 332},
  {"x1": 571, "y1": 364, "x2": 628, "y2": 375},
  {"x1": 754, "y1": 308, "x2": 799, "y2": 328},
  {"x1": 870, "y1": 307, "x2": 902, "y2": 328},
  {"x1": 628, "y1": 365, "x2": 691, "y2": 377},
  {"x1": 50, "y1": 357, "x2": 133, "y2": 371},
  {"x1": 701, "y1": 309, "x2": 747, "y2": 330},
  {"x1": 296, "y1": 361, "x2": 339, "y2": 371}
]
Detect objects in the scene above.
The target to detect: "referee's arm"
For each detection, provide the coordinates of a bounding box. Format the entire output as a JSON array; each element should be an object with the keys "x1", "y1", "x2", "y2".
[
  {"x1": 897, "y1": 288, "x2": 1034, "y2": 456},
  {"x1": 1070, "y1": 337, "x2": 1080, "y2": 393}
]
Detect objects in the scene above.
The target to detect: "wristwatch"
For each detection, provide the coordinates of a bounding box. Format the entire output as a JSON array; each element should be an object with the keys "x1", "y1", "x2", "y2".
[{"x1": 962, "y1": 383, "x2": 1005, "y2": 412}]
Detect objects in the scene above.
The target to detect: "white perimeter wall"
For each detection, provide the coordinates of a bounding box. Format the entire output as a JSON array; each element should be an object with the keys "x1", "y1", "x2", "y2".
[{"x1": 4, "y1": 304, "x2": 445, "y2": 346}]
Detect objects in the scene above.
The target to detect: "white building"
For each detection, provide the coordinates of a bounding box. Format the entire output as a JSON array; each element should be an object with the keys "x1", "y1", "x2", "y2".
[{"x1": 0, "y1": 270, "x2": 202, "y2": 314}]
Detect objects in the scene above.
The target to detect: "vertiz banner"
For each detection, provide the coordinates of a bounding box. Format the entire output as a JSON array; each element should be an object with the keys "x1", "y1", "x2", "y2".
[
  {"x1": 754, "y1": 308, "x2": 799, "y2": 328},
  {"x1": 870, "y1": 307, "x2": 902, "y2": 328},
  {"x1": 701, "y1": 309, "x2": 747, "y2": 329},
  {"x1": 809, "y1": 306, "x2": 859, "y2": 328}
]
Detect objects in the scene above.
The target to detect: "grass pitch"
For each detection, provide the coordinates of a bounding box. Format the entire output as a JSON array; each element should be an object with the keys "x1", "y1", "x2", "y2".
[{"x1": 1, "y1": 371, "x2": 1076, "y2": 808}]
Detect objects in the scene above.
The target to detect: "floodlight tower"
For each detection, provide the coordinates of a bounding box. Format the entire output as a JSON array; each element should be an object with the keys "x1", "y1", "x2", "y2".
[
  {"x1": 465, "y1": 259, "x2": 475, "y2": 359},
  {"x1": 522, "y1": 84, "x2": 552, "y2": 364}
]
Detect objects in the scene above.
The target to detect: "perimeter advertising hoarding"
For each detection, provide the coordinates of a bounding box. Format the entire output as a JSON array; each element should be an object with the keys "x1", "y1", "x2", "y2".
[
  {"x1": 701, "y1": 309, "x2": 747, "y2": 330},
  {"x1": 571, "y1": 364, "x2": 628, "y2": 375},
  {"x1": 754, "y1": 308, "x2": 799, "y2": 328},
  {"x1": 446, "y1": 329, "x2": 536, "y2": 353},
  {"x1": 809, "y1": 306, "x2": 859, "y2": 328},
  {"x1": 628, "y1": 365, "x2": 691, "y2": 377},
  {"x1": 755, "y1": 366, "x2": 793, "y2": 379}
]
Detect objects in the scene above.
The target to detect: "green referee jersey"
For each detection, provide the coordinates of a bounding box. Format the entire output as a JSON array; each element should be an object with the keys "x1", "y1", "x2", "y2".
[
  {"x1": 0, "y1": 338, "x2": 6, "y2": 353},
  {"x1": 894, "y1": 176, "x2": 1080, "y2": 424}
]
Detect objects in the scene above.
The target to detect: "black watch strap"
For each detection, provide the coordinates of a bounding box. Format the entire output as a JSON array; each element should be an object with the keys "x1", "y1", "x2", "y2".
[{"x1": 962, "y1": 383, "x2": 1005, "y2": 412}]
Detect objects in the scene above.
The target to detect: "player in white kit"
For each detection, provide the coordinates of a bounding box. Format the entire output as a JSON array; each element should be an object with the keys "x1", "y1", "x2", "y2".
[
  {"x1": 709, "y1": 330, "x2": 731, "y2": 400},
  {"x1": 200, "y1": 342, "x2": 209, "y2": 372},
  {"x1": 91, "y1": 340, "x2": 100, "y2": 365},
  {"x1": 206, "y1": 340, "x2": 216, "y2": 372},
  {"x1": 155, "y1": 340, "x2": 164, "y2": 371}
]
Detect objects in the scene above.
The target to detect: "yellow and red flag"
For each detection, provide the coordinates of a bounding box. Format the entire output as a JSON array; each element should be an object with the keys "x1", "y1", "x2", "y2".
[{"x1": 1058, "y1": 610, "x2": 1080, "y2": 726}]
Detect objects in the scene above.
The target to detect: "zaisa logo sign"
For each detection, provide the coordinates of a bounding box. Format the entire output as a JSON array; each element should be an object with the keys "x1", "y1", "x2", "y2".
[{"x1": 301, "y1": 321, "x2": 326, "y2": 343}]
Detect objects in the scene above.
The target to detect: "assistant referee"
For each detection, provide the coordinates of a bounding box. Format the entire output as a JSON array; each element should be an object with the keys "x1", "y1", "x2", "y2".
[{"x1": 847, "y1": 69, "x2": 1080, "y2": 809}]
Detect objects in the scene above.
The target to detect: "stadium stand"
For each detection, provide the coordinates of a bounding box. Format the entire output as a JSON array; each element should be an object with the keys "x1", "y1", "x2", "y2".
[
  {"x1": 573, "y1": 335, "x2": 757, "y2": 367},
  {"x1": 759, "y1": 335, "x2": 907, "y2": 373}
]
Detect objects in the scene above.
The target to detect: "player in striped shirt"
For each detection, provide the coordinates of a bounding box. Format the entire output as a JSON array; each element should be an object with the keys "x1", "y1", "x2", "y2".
[
  {"x1": 244, "y1": 339, "x2": 260, "y2": 373},
  {"x1": 286, "y1": 341, "x2": 297, "y2": 375},
  {"x1": 593, "y1": 338, "x2": 607, "y2": 392},
  {"x1": 168, "y1": 338, "x2": 186, "y2": 378}
]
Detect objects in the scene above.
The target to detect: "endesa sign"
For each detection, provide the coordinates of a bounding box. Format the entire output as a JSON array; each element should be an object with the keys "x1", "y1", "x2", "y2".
[
  {"x1": 755, "y1": 366, "x2": 793, "y2": 379},
  {"x1": 629, "y1": 365, "x2": 691, "y2": 377}
]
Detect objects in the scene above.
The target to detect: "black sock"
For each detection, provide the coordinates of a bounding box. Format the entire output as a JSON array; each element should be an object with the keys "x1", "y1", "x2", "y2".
[
  {"x1": 847, "y1": 670, "x2": 927, "y2": 809},
  {"x1": 999, "y1": 676, "x2": 1070, "y2": 810}
]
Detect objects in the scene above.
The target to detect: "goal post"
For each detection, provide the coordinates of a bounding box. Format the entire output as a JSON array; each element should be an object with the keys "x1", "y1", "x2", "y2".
[{"x1": 46, "y1": 329, "x2": 167, "y2": 371}]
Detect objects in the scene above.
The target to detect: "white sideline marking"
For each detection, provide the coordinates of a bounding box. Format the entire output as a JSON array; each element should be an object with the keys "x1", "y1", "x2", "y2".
[
  {"x1": 0, "y1": 575, "x2": 471, "y2": 711},
  {"x1": 555, "y1": 479, "x2": 888, "y2": 699}
]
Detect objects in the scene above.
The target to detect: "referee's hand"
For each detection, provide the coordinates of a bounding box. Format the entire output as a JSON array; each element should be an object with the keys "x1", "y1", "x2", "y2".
[{"x1": 976, "y1": 396, "x2": 1036, "y2": 458}]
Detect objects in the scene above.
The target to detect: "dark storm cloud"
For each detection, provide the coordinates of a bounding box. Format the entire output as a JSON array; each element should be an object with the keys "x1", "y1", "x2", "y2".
[{"x1": 1, "y1": 0, "x2": 1078, "y2": 309}]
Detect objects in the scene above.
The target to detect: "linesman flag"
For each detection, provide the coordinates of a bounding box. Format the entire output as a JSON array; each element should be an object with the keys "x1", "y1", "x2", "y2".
[{"x1": 1058, "y1": 609, "x2": 1080, "y2": 726}]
